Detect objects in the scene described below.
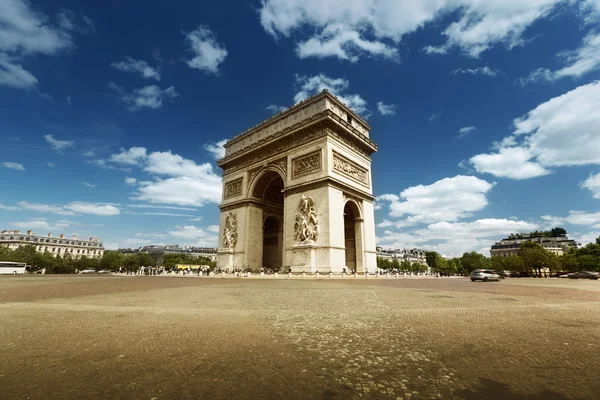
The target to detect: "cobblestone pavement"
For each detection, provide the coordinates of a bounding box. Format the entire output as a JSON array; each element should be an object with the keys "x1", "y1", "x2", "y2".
[{"x1": 1, "y1": 276, "x2": 599, "y2": 400}]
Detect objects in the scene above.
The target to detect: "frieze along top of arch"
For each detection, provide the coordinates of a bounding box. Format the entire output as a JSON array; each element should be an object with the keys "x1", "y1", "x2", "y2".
[{"x1": 219, "y1": 90, "x2": 373, "y2": 162}]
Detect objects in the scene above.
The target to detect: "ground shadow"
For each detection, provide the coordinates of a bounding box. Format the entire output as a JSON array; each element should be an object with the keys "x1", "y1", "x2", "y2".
[{"x1": 456, "y1": 378, "x2": 570, "y2": 400}]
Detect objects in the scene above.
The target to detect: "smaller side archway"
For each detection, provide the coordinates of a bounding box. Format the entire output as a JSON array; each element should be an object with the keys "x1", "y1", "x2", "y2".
[{"x1": 343, "y1": 200, "x2": 365, "y2": 273}]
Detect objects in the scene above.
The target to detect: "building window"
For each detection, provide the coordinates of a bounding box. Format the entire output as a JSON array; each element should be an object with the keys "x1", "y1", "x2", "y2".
[
  {"x1": 52, "y1": 248, "x2": 56, "y2": 252},
  {"x1": 57, "y1": 248, "x2": 61, "y2": 253},
  {"x1": 77, "y1": 250, "x2": 80, "y2": 254}
]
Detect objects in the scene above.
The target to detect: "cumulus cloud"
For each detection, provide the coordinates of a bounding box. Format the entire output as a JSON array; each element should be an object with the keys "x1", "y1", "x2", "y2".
[
  {"x1": 44, "y1": 134, "x2": 74, "y2": 151},
  {"x1": 109, "y1": 83, "x2": 178, "y2": 111},
  {"x1": 377, "y1": 175, "x2": 495, "y2": 225},
  {"x1": 111, "y1": 56, "x2": 160, "y2": 80},
  {"x1": 258, "y1": 1, "x2": 590, "y2": 62},
  {"x1": 469, "y1": 81, "x2": 600, "y2": 179},
  {"x1": 520, "y1": 31, "x2": 600, "y2": 85},
  {"x1": 294, "y1": 73, "x2": 368, "y2": 115},
  {"x1": 376, "y1": 218, "x2": 540, "y2": 258},
  {"x1": 203, "y1": 139, "x2": 227, "y2": 160},
  {"x1": 110, "y1": 147, "x2": 148, "y2": 165},
  {"x1": 2, "y1": 161, "x2": 25, "y2": 171},
  {"x1": 581, "y1": 172, "x2": 600, "y2": 199},
  {"x1": 108, "y1": 147, "x2": 223, "y2": 207},
  {"x1": 184, "y1": 25, "x2": 228, "y2": 74},
  {"x1": 0, "y1": 1, "x2": 91, "y2": 88},
  {"x1": 542, "y1": 210, "x2": 600, "y2": 228},
  {"x1": 81, "y1": 182, "x2": 95, "y2": 188},
  {"x1": 168, "y1": 225, "x2": 218, "y2": 246},
  {"x1": 376, "y1": 101, "x2": 396, "y2": 116},
  {"x1": 125, "y1": 177, "x2": 137, "y2": 186}
]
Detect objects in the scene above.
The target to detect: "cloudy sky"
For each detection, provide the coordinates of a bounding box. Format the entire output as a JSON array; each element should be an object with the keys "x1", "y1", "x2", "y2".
[{"x1": 1, "y1": 0, "x2": 600, "y2": 256}]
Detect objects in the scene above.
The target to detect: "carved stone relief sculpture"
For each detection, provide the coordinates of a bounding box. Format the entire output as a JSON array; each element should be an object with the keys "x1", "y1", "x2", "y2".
[
  {"x1": 222, "y1": 212, "x2": 238, "y2": 250},
  {"x1": 332, "y1": 151, "x2": 369, "y2": 187},
  {"x1": 292, "y1": 151, "x2": 321, "y2": 178},
  {"x1": 293, "y1": 195, "x2": 319, "y2": 243},
  {"x1": 224, "y1": 178, "x2": 243, "y2": 199}
]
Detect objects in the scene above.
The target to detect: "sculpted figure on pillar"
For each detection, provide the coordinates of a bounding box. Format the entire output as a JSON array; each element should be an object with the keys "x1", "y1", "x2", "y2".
[
  {"x1": 222, "y1": 212, "x2": 238, "y2": 250},
  {"x1": 294, "y1": 195, "x2": 319, "y2": 243}
]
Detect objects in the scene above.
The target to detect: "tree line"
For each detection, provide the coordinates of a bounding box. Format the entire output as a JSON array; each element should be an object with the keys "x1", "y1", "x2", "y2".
[
  {"x1": 378, "y1": 237, "x2": 600, "y2": 277},
  {"x1": 0, "y1": 245, "x2": 215, "y2": 274}
]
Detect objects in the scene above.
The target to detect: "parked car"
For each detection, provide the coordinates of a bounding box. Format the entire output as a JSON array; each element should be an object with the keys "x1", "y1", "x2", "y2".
[
  {"x1": 470, "y1": 269, "x2": 501, "y2": 282},
  {"x1": 97, "y1": 269, "x2": 111, "y2": 274},
  {"x1": 568, "y1": 271, "x2": 600, "y2": 280},
  {"x1": 80, "y1": 269, "x2": 96, "y2": 274}
]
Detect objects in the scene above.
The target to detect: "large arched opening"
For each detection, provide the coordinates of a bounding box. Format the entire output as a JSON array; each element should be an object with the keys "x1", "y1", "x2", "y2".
[
  {"x1": 251, "y1": 170, "x2": 284, "y2": 271},
  {"x1": 343, "y1": 200, "x2": 364, "y2": 273}
]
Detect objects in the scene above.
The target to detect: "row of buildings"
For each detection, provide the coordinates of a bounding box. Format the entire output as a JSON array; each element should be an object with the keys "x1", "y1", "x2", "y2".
[
  {"x1": 118, "y1": 244, "x2": 218, "y2": 262},
  {"x1": 490, "y1": 232, "x2": 579, "y2": 257},
  {"x1": 376, "y1": 247, "x2": 428, "y2": 265},
  {"x1": 0, "y1": 230, "x2": 105, "y2": 258}
]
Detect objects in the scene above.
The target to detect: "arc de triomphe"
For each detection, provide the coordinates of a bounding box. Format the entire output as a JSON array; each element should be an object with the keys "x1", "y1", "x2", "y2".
[{"x1": 217, "y1": 90, "x2": 378, "y2": 273}]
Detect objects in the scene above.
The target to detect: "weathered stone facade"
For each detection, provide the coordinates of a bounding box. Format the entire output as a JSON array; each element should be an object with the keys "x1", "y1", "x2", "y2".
[{"x1": 217, "y1": 90, "x2": 378, "y2": 273}]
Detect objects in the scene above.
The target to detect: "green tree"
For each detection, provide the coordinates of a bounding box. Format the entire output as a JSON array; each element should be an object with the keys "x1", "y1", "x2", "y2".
[
  {"x1": 505, "y1": 254, "x2": 524, "y2": 273},
  {"x1": 460, "y1": 252, "x2": 490, "y2": 273},
  {"x1": 559, "y1": 253, "x2": 578, "y2": 272},
  {"x1": 550, "y1": 227, "x2": 567, "y2": 237},
  {"x1": 100, "y1": 251, "x2": 125, "y2": 271},
  {"x1": 518, "y1": 241, "x2": 551, "y2": 277},
  {"x1": 138, "y1": 253, "x2": 155, "y2": 267},
  {"x1": 11, "y1": 245, "x2": 37, "y2": 265}
]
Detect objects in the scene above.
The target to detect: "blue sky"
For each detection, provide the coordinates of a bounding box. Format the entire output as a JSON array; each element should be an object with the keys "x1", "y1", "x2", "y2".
[{"x1": 1, "y1": 0, "x2": 600, "y2": 256}]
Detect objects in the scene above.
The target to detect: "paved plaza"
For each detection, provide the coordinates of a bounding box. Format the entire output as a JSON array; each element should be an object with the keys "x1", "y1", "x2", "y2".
[{"x1": 1, "y1": 276, "x2": 599, "y2": 400}]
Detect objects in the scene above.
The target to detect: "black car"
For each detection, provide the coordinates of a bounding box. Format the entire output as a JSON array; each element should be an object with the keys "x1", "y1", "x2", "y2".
[{"x1": 568, "y1": 271, "x2": 600, "y2": 280}]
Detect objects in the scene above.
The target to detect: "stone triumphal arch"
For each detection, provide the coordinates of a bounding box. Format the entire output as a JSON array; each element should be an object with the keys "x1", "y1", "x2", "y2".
[{"x1": 217, "y1": 90, "x2": 378, "y2": 273}]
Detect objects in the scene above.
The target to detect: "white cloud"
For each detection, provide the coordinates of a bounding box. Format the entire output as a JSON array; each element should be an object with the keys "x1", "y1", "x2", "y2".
[
  {"x1": 184, "y1": 25, "x2": 228, "y2": 74},
  {"x1": 136, "y1": 177, "x2": 221, "y2": 207},
  {"x1": 581, "y1": 172, "x2": 600, "y2": 199},
  {"x1": 520, "y1": 31, "x2": 600, "y2": 84},
  {"x1": 108, "y1": 147, "x2": 223, "y2": 207},
  {"x1": 266, "y1": 104, "x2": 288, "y2": 113},
  {"x1": 44, "y1": 134, "x2": 74, "y2": 151},
  {"x1": 128, "y1": 204, "x2": 198, "y2": 211},
  {"x1": 108, "y1": 83, "x2": 178, "y2": 111},
  {"x1": 294, "y1": 73, "x2": 368, "y2": 115},
  {"x1": 470, "y1": 147, "x2": 551, "y2": 179},
  {"x1": 109, "y1": 147, "x2": 148, "y2": 165},
  {"x1": 376, "y1": 101, "x2": 396, "y2": 116},
  {"x1": 429, "y1": 110, "x2": 443, "y2": 122},
  {"x1": 111, "y1": 56, "x2": 160, "y2": 80},
  {"x1": 125, "y1": 177, "x2": 137, "y2": 186},
  {"x1": 10, "y1": 219, "x2": 70, "y2": 232},
  {"x1": 542, "y1": 210, "x2": 600, "y2": 227},
  {"x1": 469, "y1": 81, "x2": 600, "y2": 179},
  {"x1": 377, "y1": 218, "x2": 540, "y2": 258},
  {"x1": 0, "y1": 1, "x2": 90, "y2": 88},
  {"x1": 203, "y1": 139, "x2": 227, "y2": 160},
  {"x1": 207, "y1": 225, "x2": 220, "y2": 233},
  {"x1": 574, "y1": 231, "x2": 599, "y2": 246},
  {"x1": 377, "y1": 175, "x2": 495, "y2": 224},
  {"x1": 189, "y1": 217, "x2": 202, "y2": 222},
  {"x1": 0, "y1": 201, "x2": 119, "y2": 216},
  {"x1": 258, "y1": 0, "x2": 586, "y2": 62},
  {"x1": 81, "y1": 182, "x2": 95, "y2": 188},
  {"x1": 63, "y1": 202, "x2": 120, "y2": 216},
  {"x1": 168, "y1": 225, "x2": 218, "y2": 247},
  {"x1": 0, "y1": 53, "x2": 37, "y2": 88},
  {"x1": 2, "y1": 161, "x2": 25, "y2": 170},
  {"x1": 457, "y1": 126, "x2": 476, "y2": 139},
  {"x1": 450, "y1": 66, "x2": 499, "y2": 76},
  {"x1": 121, "y1": 238, "x2": 152, "y2": 246},
  {"x1": 82, "y1": 150, "x2": 95, "y2": 157},
  {"x1": 125, "y1": 211, "x2": 194, "y2": 217},
  {"x1": 47, "y1": 162, "x2": 55, "y2": 168}
]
